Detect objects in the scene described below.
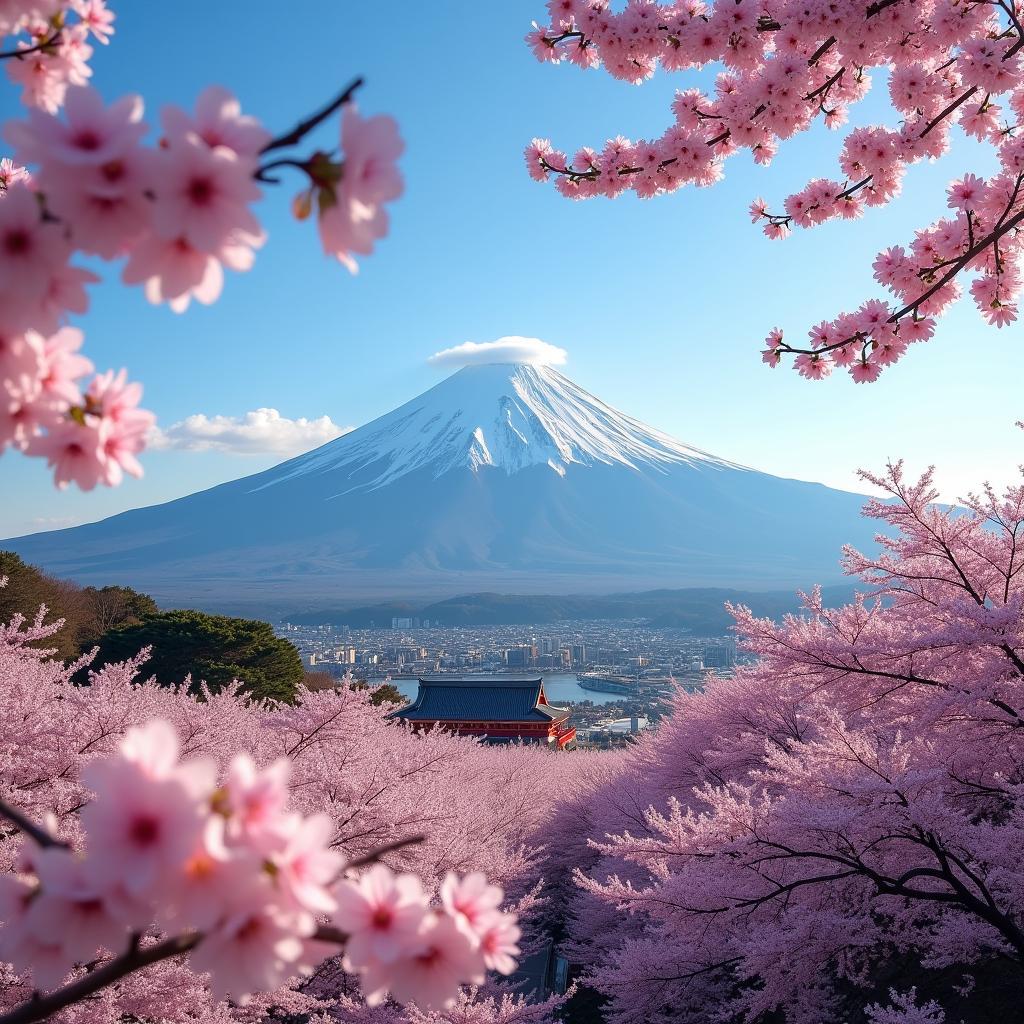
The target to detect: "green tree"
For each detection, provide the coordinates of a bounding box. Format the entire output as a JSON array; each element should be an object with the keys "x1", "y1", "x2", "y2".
[
  {"x1": 368, "y1": 683, "x2": 405, "y2": 707},
  {"x1": 91, "y1": 610, "x2": 303, "y2": 704}
]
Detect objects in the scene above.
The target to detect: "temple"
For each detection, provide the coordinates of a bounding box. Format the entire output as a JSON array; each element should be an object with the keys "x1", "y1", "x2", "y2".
[{"x1": 391, "y1": 677, "x2": 577, "y2": 750}]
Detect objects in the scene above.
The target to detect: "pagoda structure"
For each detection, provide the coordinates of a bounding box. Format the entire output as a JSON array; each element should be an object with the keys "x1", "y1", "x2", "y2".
[{"x1": 391, "y1": 677, "x2": 576, "y2": 750}]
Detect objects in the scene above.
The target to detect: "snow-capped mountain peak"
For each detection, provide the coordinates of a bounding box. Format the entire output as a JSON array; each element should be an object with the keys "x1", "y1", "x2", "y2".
[{"x1": 259, "y1": 362, "x2": 738, "y2": 494}]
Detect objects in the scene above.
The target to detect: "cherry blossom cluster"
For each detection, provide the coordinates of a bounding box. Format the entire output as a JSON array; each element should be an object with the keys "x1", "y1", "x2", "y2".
[
  {"x1": 526, "y1": 0, "x2": 1024, "y2": 380},
  {"x1": 0, "y1": 16, "x2": 403, "y2": 488},
  {"x1": 1, "y1": 0, "x2": 113, "y2": 113},
  {"x1": 560, "y1": 462, "x2": 1024, "y2": 1023},
  {"x1": 0, "y1": 717, "x2": 519, "y2": 1018}
]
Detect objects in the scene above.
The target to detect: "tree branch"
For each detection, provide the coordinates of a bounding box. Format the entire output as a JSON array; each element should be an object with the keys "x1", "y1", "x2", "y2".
[
  {"x1": 260, "y1": 78, "x2": 364, "y2": 155},
  {"x1": 0, "y1": 798, "x2": 69, "y2": 850},
  {"x1": 0, "y1": 28, "x2": 62, "y2": 61}
]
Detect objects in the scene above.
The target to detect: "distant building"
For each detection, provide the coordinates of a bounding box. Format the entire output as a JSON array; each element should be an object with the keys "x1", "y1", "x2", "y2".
[
  {"x1": 504, "y1": 644, "x2": 537, "y2": 668},
  {"x1": 703, "y1": 641, "x2": 737, "y2": 669},
  {"x1": 391, "y1": 678, "x2": 576, "y2": 749},
  {"x1": 571, "y1": 643, "x2": 587, "y2": 666}
]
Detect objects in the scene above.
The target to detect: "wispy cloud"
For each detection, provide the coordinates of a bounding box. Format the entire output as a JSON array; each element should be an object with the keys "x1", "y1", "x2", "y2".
[
  {"x1": 428, "y1": 336, "x2": 568, "y2": 369},
  {"x1": 150, "y1": 408, "x2": 351, "y2": 457}
]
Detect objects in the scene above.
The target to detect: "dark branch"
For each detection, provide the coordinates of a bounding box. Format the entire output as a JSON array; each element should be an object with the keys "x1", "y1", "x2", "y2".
[
  {"x1": 260, "y1": 78, "x2": 364, "y2": 155},
  {"x1": 0, "y1": 28, "x2": 62, "y2": 61},
  {"x1": 0, "y1": 798, "x2": 69, "y2": 850}
]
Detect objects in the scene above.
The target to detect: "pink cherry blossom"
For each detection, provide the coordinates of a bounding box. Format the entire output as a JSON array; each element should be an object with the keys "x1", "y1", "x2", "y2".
[
  {"x1": 269, "y1": 812, "x2": 343, "y2": 919},
  {"x1": 317, "y1": 195, "x2": 388, "y2": 274},
  {"x1": 24, "y1": 416, "x2": 107, "y2": 489},
  {"x1": 334, "y1": 863, "x2": 429, "y2": 968},
  {"x1": 360, "y1": 911, "x2": 485, "y2": 1010},
  {"x1": 440, "y1": 872, "x2": 504, "y2": 939},
  {"x1": 27, "y1": 847, "x2": 127, "y2": 962},
  {"x1": 72, "y1": 0, "x2": 115, "y2": 45},
  {"x1": 0, "y1": 184, "x2": 68, "y2": 313},
  {"x1": 339, "y1": 104, "x2": 404, "y2": 207},
  {"x1": 80, "y1": 720, "x2": 215, "y2": 897},
  {"x1": 188, "y1": 893, "x2": 307, "y2": 1003},
  {"x1": 147, "y1": 133, "x2": 262, "y2": 253},
  {"x1": 477, "y1": 912, "x2": 522, "y2": 974},
  {"x1": 160, "y1": 86, "x2": 270, "y2": 162},
  {"x1": 5, "y1": 85, "x2": 145, "y2": 169},
  {"x1": 225, "y1": 753, "x2": 291, "y2": 847}
]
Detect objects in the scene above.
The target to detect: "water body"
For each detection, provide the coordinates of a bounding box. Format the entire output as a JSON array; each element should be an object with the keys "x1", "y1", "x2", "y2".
[{"x1": 390, "y1": 672, "x2": 624, "y2": 706}]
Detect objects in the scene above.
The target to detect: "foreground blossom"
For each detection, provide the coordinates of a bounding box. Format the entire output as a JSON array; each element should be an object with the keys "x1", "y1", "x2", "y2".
[
  {"x1": 0, "y1": 16, "x2": 402, "y2": 487},
  {"x1": 526, "y1": 0, "x2": 1024, "y2": 380},
  {"x1": 0, "y1": 710, "x2": 520, "y2": 1017}
]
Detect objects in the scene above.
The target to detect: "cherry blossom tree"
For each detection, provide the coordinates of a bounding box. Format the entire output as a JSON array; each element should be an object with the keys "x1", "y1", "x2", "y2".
[
  {"x1": 0, "y1": 2, "x2": 404, "y2": 488},
  {"x1": 525, "y1": 0, "x2": 1024, "y2": 382},
  {"x1": 0, "y1": 590, "x2": 583, "y2": 1023},
  {"x1": 559, "y1": 462, "x2": 1024, "y2": 1022}
]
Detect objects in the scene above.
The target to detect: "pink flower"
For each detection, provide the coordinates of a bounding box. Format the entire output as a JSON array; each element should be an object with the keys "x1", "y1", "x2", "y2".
[
  {"x1": 6, "y1": 85, "x2": 145, "y2": 170},
  {"x1": 477, "y1": 912, "x2": 522, "y2": 975},
  {"x1": 317, "y1": 194, "x2": 389, "y2": 274},
  {"x1": 270, "y1": 812, "x2": 343, "y2": 919},
  {"x1": 851, "y1": 358, "x2": 882, "y2": 383},
  {"x1": 72, "y1": 0, "x2": 115, "y2": 45},
  {"x1": 947, "y1": 172, "x2": 986, "y2": 211},
  {"x1": 0, "y1": 184, "x2": 68, "y2": 312},
  {"x1": 35, "y1": 326, "x2": 92, "y2": 406},
  {"x1": 121, "y1": 232, "x2": 258, "y2": 312},
  {"x1": 0, "y1": 329, "x2": 43, "y2": 392},
  {"x1": 225, "y1": 753, "x2": 291, "y2": 847},
  {"x1": 164, "y1": 816, "x2": 253, "y2": 932},
  {"x1": 148, "y1": 134, "x2": 262, "y2": 253},
  {"x1": 749, "y1": 196, "x2": 767, "y2": 221},
  {"x1": 25, "y1": 416, "x2": 107, "y2": 490},
  {"x1": 27, "y1": 847, "x2": 127, "y2": 962},
  {"x1": 340, "y1": 105, "x2": 404, "y2": 207},
  {"x1": 161, "y1": 86, "x2": 270, "y2": 162},
  {"x1": 0, "y1": 157, "x2": 29, "y2": 190},
  {"x1": 6, "y1": 45, "x2": 74, "y2": 114},
  {"x1": 794, "y1": 353, "x2": 831, "y2": 380},
  {"x1": 80, "y1": 719, "x2": 216, "y2": 899},
  {"x1": 360, "y1": 911, "x2": 485, "y2": 1010},
  {"x1": 189, "y1": 893, "x2": 308, "y2": 1003},
  {"x1": 440, "y1": 872, "x2": 504, "y2": 939},
  {"x1": 334, "y1": 864, "x2": 428, "y2": 968}
]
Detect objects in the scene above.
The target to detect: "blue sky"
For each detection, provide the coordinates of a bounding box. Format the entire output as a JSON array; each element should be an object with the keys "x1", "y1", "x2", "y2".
[{"x1": 1, "y1": 0, "x2": 1019, "y2": 538}]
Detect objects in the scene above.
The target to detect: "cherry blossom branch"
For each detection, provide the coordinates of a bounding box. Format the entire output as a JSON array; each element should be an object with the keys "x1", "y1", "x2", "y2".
[
  {"x1": 0, "y1": 796, "x2": 426, "y2": 1024},
  {"x1": 0, "y1": 932, "x2": 204, "y2": 1024},
  {"x1": 773, "y1": 202, "x2": 1024, "y2": 357},
  {"x1": 259, "y1": 77, "x2": 364, "y2": 154},
  {"x1": 0, "y1": 797, "x2": 69, "y2": 849},
  {"x1": 0, "y1": 28, "x2": 62, "y2": 61}
]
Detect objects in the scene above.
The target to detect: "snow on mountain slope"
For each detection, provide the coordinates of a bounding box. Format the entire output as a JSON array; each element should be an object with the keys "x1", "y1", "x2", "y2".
[
  {"x1": 3, "y1": 361, "x2": 876, "y2": 611},
  {"x1": 257, "y1": 362, "x2": 742, "y2": 495}
]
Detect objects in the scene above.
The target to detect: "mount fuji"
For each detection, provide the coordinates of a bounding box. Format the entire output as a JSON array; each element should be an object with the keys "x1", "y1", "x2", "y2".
[{"x1": 4, "y1": 363, "x2": 876, "y2": 613}]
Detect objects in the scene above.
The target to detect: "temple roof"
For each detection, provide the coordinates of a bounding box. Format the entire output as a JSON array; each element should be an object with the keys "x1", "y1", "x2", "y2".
[{"x1": 392, "y1": 677, "x2": 569, "y2": 724}]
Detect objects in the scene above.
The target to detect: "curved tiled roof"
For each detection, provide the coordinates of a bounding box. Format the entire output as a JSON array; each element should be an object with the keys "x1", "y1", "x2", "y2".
[{"x1": 392, "y1": 677, "x2": 569, "y2": 723}]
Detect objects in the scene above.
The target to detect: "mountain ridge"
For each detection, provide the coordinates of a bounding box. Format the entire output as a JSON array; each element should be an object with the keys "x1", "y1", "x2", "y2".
[{"x1": 4, "y1": 361, "x2": 876, "y2": 611}]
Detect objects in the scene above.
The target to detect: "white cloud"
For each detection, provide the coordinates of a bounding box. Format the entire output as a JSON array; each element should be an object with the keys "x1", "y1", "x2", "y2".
[
  {"x1": 151, "y1": 408, "x2": 351, "y2": 457},
  {"x1": 427, "y1": 336, "x2": 568, "y2": 369}
]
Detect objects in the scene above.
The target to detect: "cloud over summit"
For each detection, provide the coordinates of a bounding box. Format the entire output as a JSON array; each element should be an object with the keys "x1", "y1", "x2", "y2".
[{"x1": 428, "y1": 336, "x2": 568, "y2": 369}]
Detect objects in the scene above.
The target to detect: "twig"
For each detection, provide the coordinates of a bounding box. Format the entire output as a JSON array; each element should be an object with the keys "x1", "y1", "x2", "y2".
[
  {"x1": 0, "y1": 28, "x2": 62, "y2": 61},
  {"x1": 0, "y1": 798, "x2": 69, "y2": 850},
  {"x1": 343, "y1": 833, "x2": 425, "y2": 870},
  {"x1": 260, "y1": 77, "x2": 364, "y2": 155}
]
